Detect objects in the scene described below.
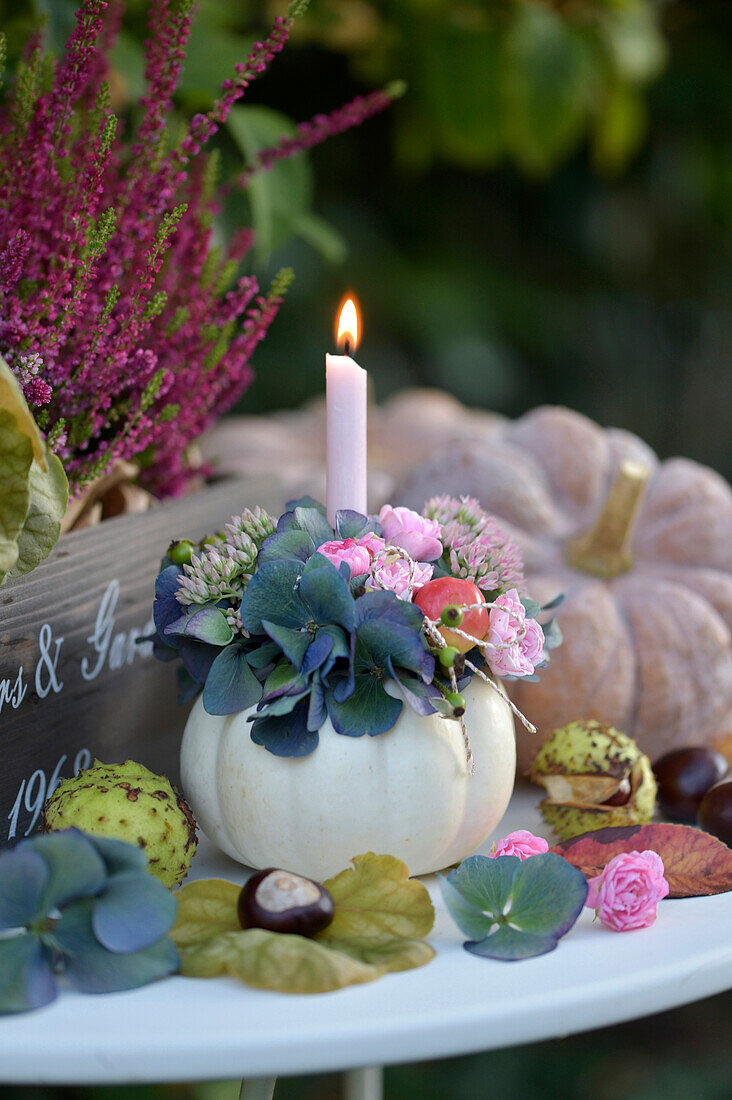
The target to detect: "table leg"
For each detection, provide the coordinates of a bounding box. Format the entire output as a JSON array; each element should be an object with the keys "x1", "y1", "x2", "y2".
[
  {"x1": 239, "y1": 1078, "x2": 277, "y2": 1100},
  {"x1": 344, "y1": 1066, "x2": 383, "y2": 1100}
]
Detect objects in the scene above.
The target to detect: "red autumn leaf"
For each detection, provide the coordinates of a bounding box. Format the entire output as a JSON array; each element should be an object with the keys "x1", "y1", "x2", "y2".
[{"x1": 550, "y1": 824, "x2": 732, "y2": 898}]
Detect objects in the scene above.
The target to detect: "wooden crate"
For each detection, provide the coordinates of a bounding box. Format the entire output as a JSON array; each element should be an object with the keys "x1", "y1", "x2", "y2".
[{"x1": 0, "y1": 477, "x2": 284, "y2": 848}]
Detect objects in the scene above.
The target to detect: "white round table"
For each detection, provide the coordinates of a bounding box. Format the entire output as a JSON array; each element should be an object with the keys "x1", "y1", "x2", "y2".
[{"x1": 1, "y1": 788, "x2": 731, "y2": 1088}]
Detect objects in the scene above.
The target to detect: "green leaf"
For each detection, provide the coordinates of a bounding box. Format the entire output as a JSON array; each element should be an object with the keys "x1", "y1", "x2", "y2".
[
  {"x1": 0, "y1": 354, "x2": 46, "y2": 465},
  {"x1": 0, "y1": 409, "x2": 32, "y2": 580},
  {"x1": 178, "y1": 928, "x2": 379, "y2": 994},
  {"x1": 321, "y1": 935, "x2": 434, "y2": 974},
  {"x1": 227, "y1": 105, "x2": 313, "y2": 264},
  {"x1": 320, "y1": 853, "x2": 435, "y2": 942},
  {"x1": 8, "y1": 452, "x2": 68, "y2": 579},
  {"x1": 171, "y1": 879, "x2": 242, "y2": 949},
  {"x1": 501, "y1": 7, "x2": 591, "y2": 174},
  {"x1": 292, "y1": 212, "x2": 347, "y2": 264},
  {"x1": 202, "y1": 644, "x2": 263, "y2": 715}
]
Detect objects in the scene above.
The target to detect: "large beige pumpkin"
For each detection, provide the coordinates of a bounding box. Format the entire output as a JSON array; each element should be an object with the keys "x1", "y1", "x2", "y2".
[{"x1": 395, "y1": 406, "x2": 732, "y2": 770}]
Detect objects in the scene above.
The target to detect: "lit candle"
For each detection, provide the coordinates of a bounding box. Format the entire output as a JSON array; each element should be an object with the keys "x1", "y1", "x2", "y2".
[{"x1": 326, "y1": 295, "x2": 367, "y2": 525}]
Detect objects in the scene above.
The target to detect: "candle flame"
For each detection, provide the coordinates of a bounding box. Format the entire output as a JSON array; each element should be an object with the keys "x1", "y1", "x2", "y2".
[{"x1": 336, "y1": 295, "x2": 360, "y2": 354}]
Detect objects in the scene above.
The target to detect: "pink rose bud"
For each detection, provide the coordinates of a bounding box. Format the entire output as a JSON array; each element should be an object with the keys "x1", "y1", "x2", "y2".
[
  {"x1": 489, "y1": 830, "x2": 549, "y2": 860},
  {"x1": 378, "y1": 505, "x2": 443, "y2": 562},
  {"x1": 317, "y1": 538, "x2": 372, "y2": 578},
  {"x1": 586, "y1": 850, "x2": 669, "y2": 932},
  {"x1": 357, "y1": 532, "x2": 385, "y2": 556}
]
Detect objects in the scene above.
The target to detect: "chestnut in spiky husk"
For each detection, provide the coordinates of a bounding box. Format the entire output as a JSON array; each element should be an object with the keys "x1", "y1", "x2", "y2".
[
  {"x1": 238, "y1": 868, "x2": 335, "y2": 937},
  {"x1": 530, "y1": 720, "x2": 657, "y2": 841}
]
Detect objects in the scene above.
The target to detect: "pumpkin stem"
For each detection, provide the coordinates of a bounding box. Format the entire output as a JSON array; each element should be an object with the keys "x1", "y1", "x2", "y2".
[{"x1": 567, "y1": 460, "x2": 650, "y2": 579}]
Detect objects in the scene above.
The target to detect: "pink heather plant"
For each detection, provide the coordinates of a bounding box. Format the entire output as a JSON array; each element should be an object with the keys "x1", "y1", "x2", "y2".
[
  {"x1": 489, "y1": 830, "x2": 549, "y2": 860},
  {"x1": 586, "y1": 851, "x2": 670, "y2": 932},
  {"x1": 0, "y1": 0, "x2": 396, "y2": 496},
  {"x1": 423, "y1": 495, "x2": 524, "y2": 595}
]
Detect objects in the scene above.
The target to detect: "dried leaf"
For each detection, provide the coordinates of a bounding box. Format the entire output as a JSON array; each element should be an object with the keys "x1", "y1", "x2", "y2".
[
  {"x1": 321, "y1": 936, "x2": 435, "y2": 973},
  {"x1": 551, "y1": 824, "x2": 732, "y2": 897},
  {"x1": 171, "y1": 855, "x2": 435, "y2": 995},
  {"x1": 171, "y1": 879, "x2": 241, "y2": 947},
  {"x1": 320, "y1": 853, "x2": 435, "y2": 942},
  {"x1": 179, "y1": 929, "x2": 379, "y2": 994}
]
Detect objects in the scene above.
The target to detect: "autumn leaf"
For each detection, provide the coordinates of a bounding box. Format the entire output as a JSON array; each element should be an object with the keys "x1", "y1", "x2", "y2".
[
  {"x1": 551, "y1": 824, "x2": 732, "y2": 897},
  {"x1": 320, "y1": 852, "x2": 434, "y2": 942},
  {"x1": 171, "y1": 855, "x2": 435, "y2": 994},
  {"x1": 171, "y1": 879, "x2": 242, "y2": 947},
  {"x1": 178, "y1": 928, "x2": 379, "y2": 994}
]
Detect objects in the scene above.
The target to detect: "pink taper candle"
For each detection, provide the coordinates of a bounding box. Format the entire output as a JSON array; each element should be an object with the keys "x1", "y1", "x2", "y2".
[{"x1": 326, "y1": 297, "x2": 367, "y2": 525}]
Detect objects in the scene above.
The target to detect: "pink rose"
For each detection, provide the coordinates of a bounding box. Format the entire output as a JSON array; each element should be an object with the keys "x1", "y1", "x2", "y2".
[
  {"x1": 586, "y1": 850, "x2": 669, "y2": 932},
  {"x1": 317, "y1": 538, "x2": 372, "y2": 577},
  {"x1": 489, "y1": 830, "x2": 549, "y2": 860},
  {"x1": 379, "y1": 505, "x2": 443, "y2": 562},
  {"x1": 522, "y1": 617, "x2": 545, "y2": 667},
  {"x1": 357, "y1": 532, "x2": 385, "y2": 556},
  {"x1": 487, "y1": 589, "x2": 525, "y2": 646},
  {"x1": 485, "y1": 589, "x2": 544, "y2": 678},
  {"x1": 369, "y1": 551, "x2": 433, "y2": 600}
]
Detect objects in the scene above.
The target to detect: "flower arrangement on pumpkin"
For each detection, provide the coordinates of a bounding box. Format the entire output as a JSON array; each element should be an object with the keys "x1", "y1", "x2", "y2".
[{"x1": 151, "y1": 494, "x2": 562, "y2": 766}]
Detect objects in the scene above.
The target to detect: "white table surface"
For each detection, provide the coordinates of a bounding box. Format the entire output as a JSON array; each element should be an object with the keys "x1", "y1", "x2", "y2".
[{"x1": 1, "y1": 787, "x2": 731, "y2": 1085}]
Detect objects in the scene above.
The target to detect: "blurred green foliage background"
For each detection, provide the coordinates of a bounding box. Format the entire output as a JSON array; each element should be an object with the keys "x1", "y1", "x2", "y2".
[
  {"x1": 3, "y1": 0, "x2": 730, "y2": 478},
  {"x1": 1, "y1": 2, "x2": 731, "y2": 1095}
]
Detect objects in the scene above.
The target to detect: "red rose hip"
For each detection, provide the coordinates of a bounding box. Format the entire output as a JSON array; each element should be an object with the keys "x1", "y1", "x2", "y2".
[{"x1": 414, "y1": 577, "x2": 489, "y2": 653}]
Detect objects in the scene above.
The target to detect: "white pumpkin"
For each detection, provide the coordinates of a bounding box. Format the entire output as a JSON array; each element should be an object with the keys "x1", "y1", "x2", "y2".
[{"x1": 181, "y1": 675, "x2": 516, "y2": 879}]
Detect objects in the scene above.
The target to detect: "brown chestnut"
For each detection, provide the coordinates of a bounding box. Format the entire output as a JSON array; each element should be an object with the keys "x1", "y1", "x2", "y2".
[
  {"x1": 698, "y1": 781, "x2": 732, "y2": 848},
  {"x1": 237, "y1": 868, "x2": 335, "y2": 937},
  {"x1": 653, "y1": 747, "x2": 728, "y2": 823}
]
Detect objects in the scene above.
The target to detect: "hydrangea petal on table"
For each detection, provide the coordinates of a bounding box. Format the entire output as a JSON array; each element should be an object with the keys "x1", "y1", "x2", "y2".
[{"x1": 0, "y1": 830, "x2": 178, "y2": 1014}]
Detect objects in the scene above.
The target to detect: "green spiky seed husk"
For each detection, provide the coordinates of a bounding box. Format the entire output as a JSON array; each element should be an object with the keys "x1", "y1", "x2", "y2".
[
  {"x1": 42, "y1": 759, "x2": 197, "y2": 888},
  {"x1": 531, "y1": 720, "x2": 657, "y2": 841}
]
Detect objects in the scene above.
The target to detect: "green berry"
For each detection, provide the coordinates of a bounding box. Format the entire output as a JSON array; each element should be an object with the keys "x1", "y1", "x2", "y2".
[
  {"x1": 168, "y1": 538, "x2": 195, "y2": 567},
  {"x1": 438, "y1": 646, "x2": 460, "y2": 668},
  {"x1": 198, "y1": 533, "x2": 220, "y2": 550},
  {"x1": 440, "y1": 604, "x2": 464, "y2": 628},
  {"x1": 445, "y1": 691, "x2": 466, "y2": 716}
]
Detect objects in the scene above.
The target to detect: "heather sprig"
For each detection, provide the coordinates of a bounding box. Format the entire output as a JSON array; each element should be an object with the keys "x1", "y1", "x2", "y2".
[{"x1": 0, "y1": 1, "x2": 393, "y2": 497}]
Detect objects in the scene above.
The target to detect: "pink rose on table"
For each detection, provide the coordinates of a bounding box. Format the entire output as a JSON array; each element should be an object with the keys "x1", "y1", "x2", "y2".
[
  {"x1": 490, "y1": 830, "x2": 549, "y2": 860},
  {"x1": 586, "y1": 850, "x2": 669, "y2": 932},
  {"x1": 369, "y1": 552, "x2": 433, "y2": 600},
  {"x1": 379, "y1": 505, "x2": 443, "y2": 561},
  {"x1": 485, "y1": 589, "x2": 545, "y2": 679},
  {"x1": 317, "y1": 538, "x2": 372, "y2": 577}
]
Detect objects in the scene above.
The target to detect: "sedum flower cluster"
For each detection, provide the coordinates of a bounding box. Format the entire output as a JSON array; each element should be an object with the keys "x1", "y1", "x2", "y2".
[
  {"x1": 0, "y1": 0, "x2": 396, "y2": 496},
  {"x1": 424, "y1": 495, "x2": 524, "y2": 596}
]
